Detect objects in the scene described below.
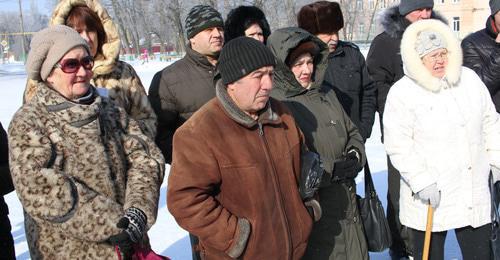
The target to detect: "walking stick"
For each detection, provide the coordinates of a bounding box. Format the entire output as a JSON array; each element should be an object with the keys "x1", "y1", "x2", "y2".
[{"x1": 422, "y1": 204, "x2": 434, "y2": 260}]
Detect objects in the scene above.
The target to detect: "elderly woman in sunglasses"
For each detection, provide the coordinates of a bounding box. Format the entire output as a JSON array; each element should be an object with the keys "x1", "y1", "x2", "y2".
[
  {"x1": 8, "y1": 25, "x2": 164, "y2": 259},
  {"x1": 383, "y1": 19, "x2": 500, "y2": 259},
  {"x1": 23, "y1": 0, "x2": 157, "y2": 139}
]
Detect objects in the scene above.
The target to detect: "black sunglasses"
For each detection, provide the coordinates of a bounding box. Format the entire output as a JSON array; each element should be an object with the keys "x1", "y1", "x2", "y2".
[{"x1": 54, "y1": 56, "x2": 94, "y2": 73}]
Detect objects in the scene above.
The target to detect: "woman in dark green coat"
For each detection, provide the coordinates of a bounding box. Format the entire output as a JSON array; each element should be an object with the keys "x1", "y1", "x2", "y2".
[{"x1": 268, "y1": 27, "x2": 368, "y2": 260}]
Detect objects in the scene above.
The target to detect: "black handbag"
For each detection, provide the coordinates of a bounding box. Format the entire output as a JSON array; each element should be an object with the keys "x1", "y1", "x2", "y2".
[
  {"x1": 357, "y1": 162, "x2": 392, "y2": 252},
  {"x1": 489, "y1": 172, "x2": 500, "y2": 259}
]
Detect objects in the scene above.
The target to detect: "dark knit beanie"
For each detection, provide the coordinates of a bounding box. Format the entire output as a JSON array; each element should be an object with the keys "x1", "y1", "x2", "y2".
[
  {"x1": 297, "y1": 1, "x2": 344, "y2": 35},
  {"x1": 286, "y1": 41, "x2": 320, "y2": 67},
  {"x1": 185, "y1": 5, "x2": 224, "y2": 39},
  {"x1": 224, "y1": 5, "x2": 271, "y2": 43},
  {"x1": 26, "y1": 25, "x2": 90, "y2": 81},
  {"x1": 217, "y1": 37, "x2": 276, "y2": 85},
  {"x1": 491, "y1": 0, "x2": 500, "y2": 15},
  {"x1": 399, "y1": 0, "x2": 434, "y2": 16}
]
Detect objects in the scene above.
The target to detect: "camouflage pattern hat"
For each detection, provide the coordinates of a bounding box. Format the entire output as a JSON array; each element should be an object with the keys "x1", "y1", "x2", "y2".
[{"x1": 185, "y1": 5, "x2": 224, "y2": 39}]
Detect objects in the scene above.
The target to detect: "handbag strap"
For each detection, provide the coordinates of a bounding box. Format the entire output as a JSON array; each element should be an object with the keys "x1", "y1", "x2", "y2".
[
  {"x1": 490, "y1": 171, "x2": 500, "y2": 227},
  {"x1": 364, "y1": 161, "x2": 377, "y2": 199}
]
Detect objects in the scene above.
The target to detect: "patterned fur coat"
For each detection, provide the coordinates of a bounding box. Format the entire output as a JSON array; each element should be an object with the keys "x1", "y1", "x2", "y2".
[
  {"x1": 9, "y1": 82, "x2": 164, "y2": 259},
  {"x1": 24, "y1": 0, "x2": 157, "y2": 139}
]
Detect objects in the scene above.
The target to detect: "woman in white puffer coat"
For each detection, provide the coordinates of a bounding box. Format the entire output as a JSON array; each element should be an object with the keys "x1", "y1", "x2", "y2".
[{"x1": 383, "y1": 19, "x2": 500, "y2": 259}]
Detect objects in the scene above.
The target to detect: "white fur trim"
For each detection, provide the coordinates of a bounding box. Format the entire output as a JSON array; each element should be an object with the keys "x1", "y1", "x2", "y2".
[{"x1": 400, "y1": 19, "x2": 462, "y2": 92}]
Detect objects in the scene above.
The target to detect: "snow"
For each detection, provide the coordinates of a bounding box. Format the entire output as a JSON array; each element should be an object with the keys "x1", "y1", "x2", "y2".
[{"x1": 0, "y1": 57, "x2": 462, "y2": 259}]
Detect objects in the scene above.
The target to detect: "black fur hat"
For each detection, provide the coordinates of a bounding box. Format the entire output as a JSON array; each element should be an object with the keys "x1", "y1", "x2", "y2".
[
  {"x1": 297, "y1": 1, "x2": 344, "y2": 35},
  {"x1": 224, "y1": 5, "x2": 271, "y2": 44}
]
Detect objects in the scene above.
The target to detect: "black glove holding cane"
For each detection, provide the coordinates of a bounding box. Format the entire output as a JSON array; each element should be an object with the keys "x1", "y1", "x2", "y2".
[
  {"x1": 299, "y1": 150, "x2": 324, "y2": 221},
  {"x1": 109, "y1": 207, "x2": 147, "y2": 260}
]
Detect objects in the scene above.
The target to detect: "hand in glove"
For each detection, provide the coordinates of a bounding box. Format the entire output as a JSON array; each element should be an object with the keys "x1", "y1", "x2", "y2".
[
  {"x1": 332, "y1": 150, "x2": 362, "y2": 182},
  {"x1": 416, "y1": 183, "x2": 441, "y2": 208},
  {"x1": 299, "y1": 150, "x2": 324, "y2": 200},
  {"x1": 109, "y1": 207, "x2": 147, "y2": 260}
]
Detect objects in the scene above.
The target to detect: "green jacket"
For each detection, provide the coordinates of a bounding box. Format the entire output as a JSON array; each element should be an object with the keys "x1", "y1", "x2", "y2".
[{"x1": 268, "y1": 27, "x2": 368, "y2": 260}]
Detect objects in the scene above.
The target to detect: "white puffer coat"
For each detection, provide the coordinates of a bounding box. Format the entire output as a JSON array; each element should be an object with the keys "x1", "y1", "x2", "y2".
[{"x1": 383, "y1": 19, "x2": 500, "y2": 232}]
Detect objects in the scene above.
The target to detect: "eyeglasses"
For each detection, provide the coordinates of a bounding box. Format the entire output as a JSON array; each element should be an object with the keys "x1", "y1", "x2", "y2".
[
  {"x1": 54, "y1": 56, "x2": 94, "y2": 73},
  {"x1": 424, "y1": 51, "x2": 448, "y2": 63}
]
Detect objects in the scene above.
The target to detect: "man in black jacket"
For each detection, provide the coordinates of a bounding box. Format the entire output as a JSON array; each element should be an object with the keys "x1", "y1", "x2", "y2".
[
  {"x1": 148, "y1": 5, "x2": 224, "y2": 260},
  {"x1": 148, "y1": 5, "x2": 224, "y2": 164},
  {"x1": 298, "y1": 1, "x2": 376, "y2": 141},
  {"x1": 0, "y1": 122, "x2": 15, "y2": 260},
  {"x1": 366, "y1": 1, "x2": 446, "y2": 259},
  {"x1": 462, "y1": 0, "x2": 500, "y2": 112}
]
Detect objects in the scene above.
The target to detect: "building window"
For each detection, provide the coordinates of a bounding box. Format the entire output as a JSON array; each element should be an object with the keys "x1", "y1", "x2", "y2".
[
  {"x1": 369, "y1": 0, "x2": 375, "y2": 9},
  {"x1": 453, "y1": 17, "x2": 460, "y2": 32},
  {"x1": 359, "y1": 23, "x2": 365, "y2": 39},
  {"x1": 439, "y1": 0, "x2": 445, "y2": 3},
  {"x1": 356, "y1": 0, "x2": 363, "y2": 10},
  {"x1": 452, "y1": 0, "x2": 459, "y2": 3},
  {"x1": 380, "y1": 0, "x2": 386, "y2": 8}
]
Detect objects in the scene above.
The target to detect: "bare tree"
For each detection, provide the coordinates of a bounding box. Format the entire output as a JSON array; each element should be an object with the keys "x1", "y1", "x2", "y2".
[{"x1": 167, "y1": 0, "x2": 187, "y2": 53}]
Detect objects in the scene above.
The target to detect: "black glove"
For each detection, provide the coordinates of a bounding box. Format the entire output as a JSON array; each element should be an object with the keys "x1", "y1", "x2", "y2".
[
  {"x1": 109, "y1": 207, "x2": 147, "y2": 260},
  {"x1": 332, "y1": 151, "x2": 362, "y2": 182},
  {"x1": 299, "y1": 150, "x2": 324, "y2": 200}
]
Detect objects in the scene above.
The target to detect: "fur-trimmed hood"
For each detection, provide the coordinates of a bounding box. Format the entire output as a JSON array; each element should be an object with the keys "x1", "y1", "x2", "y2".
[
  {"x1": 380, "y1": 6, "x2": 447, "y2": 39},
  {"x1": 224, "y1": 5, "x2": 271, "y2": 44},
  {"x1": 50, "y1": 0, "x2": 121, "y2": 76},
  {"x1": 400, "y1": 19, "x2": 462, "y2": 92}
]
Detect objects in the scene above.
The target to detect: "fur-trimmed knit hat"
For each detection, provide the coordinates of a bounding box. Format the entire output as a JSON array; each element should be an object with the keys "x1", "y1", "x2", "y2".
[
  {"x1": 224, "y1": 5, "x2": 271, "y2": 44},
  {"x1": 217, "y1": 37, "x2": 276, "y2": 85},
  {"x1": 26, "y1": 25, "x2": 90, "y2": 81},
  {"x1": 297, "y1": 1, "x2": 344, "y2": 35},
  {"x1": 286, "y1": 41, "x2": 320, "y2": 67},
  {"x1": 491, "y1": 0, "x2": 500, "y2": 15},
  {"x1": 185, "y1": 5, "x2": 224, "y2": 39},
  {"x1": 399, "y1": 0, "x2": 434, "y2": 16}
]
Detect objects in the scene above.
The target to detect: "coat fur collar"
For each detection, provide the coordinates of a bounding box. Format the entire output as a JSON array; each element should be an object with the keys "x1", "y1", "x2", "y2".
[
  {"x1": 380, "y1": 6, "x2": 447, "y2": 39},
  {"x1": 50, "y1": 0, "x2": 121, "y2": 76},
  {"x1": 400, "y1": 19, "x2": 462, "y2": 92}
]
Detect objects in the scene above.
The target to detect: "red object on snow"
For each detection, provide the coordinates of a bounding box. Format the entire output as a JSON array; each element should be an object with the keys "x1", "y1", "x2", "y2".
[{"x1": 115, "y1": 245, "x2": 170, "y2": 260}]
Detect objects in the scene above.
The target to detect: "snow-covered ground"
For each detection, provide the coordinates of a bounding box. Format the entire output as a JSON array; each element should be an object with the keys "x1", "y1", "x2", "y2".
[{"x1": 0, "y1": 58, "x2": 462, "y2": 259}]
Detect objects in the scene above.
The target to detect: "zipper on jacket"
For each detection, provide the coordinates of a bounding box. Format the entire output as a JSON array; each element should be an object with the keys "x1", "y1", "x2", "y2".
[{"x1": 257, "y1": 122, "x2": 293, "y2": 259}]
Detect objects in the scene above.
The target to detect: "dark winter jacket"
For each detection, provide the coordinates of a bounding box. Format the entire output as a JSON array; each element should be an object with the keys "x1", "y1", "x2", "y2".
[
  {"x1": 10, "y1": 83, "x2": 165, "y2": 259},
  {"x1": 24, "y1": 0, "x2": 158, "y2": 139},
  {"x1": 462, "y1": 15, "x2": 500, "y2": 112},
  {"x1": 366, "y1": 6, "x2": 446, "y2": 136},
  {"x1": 167, "y1": 81, "x2": 313, "y2": 259},
  {"x1": 0, "y1": 122, "x2": 13, "y2": 216},
  {"x1": 268, "y1": 27, "x2": 367, "y2": 260},
  {"x1": 324, "y1": 41, "x2": 376, "y2": 140},
  {"x1": 148, "y1": 46, "x2": 217, "y2": 163}
]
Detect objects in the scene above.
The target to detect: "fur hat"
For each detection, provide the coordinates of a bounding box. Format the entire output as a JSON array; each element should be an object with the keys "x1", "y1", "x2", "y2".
[
  {"x1": 297, "y1": 1, "x2": 344, "y2": 35},
  {"x1": 285, "y1": 41, "x2": 320, "y2": 67},
  {"x1": 26, "y1": 25, "x2": 90, "y2": 81},
  {"x1": 185, "y1": 5, "x2": 224, "y2": 39},
  {"x1": 399, "y1": 0, "x2": 434, "y2": 16},
  {"x1": 217, "y1": 37, "x2": 276, "y2": 85},
  {"x1": 224, "y1": 5, "x2": 271, "y2": 43},
  {"x1": 491, "y1": 0, "x2": 500, "y2": 15}
]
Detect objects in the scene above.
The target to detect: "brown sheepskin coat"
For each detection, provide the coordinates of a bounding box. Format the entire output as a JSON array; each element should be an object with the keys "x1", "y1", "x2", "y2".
[{"x1": 9, "y1": 82, "x2": 164, "y2": 259}]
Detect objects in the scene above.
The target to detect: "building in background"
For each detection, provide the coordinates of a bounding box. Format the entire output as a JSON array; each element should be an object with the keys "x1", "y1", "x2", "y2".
[{"x1": 340, "y1": 0, "x2": 489, "y2": 42}]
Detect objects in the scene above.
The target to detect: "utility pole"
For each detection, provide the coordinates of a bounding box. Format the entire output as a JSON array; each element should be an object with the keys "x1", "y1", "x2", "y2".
[{"x1": 18, "y1": 0, "x2": 26, "y2": 63}]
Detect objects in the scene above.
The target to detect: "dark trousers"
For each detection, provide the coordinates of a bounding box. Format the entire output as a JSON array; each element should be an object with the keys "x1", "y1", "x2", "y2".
[
  {"x1": 0, "y1": 213, "x2": 15, "y2": 260},
  {"x1": 387, "y1": 156, "x2": 413, "y2": 256},
  {"x1": 410, "y1": 224, "x2": 491, "y2": 260},
  {"x1": 189, "y1": 233, "x2": 201, "y2": 260}
]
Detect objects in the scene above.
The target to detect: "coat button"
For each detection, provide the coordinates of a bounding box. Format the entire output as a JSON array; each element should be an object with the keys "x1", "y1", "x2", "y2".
[{"x1": 353, "y1": 216, "x2": 357, "y2": 223}]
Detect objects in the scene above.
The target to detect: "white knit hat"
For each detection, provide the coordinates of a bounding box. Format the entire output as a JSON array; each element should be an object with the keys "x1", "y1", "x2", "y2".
[
  {"x1": 26, "y1": 25, "x2": 90, "y2": 81},
  {"x1": 415, "y1": 30, "x2": 447, "y2": 58}
]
